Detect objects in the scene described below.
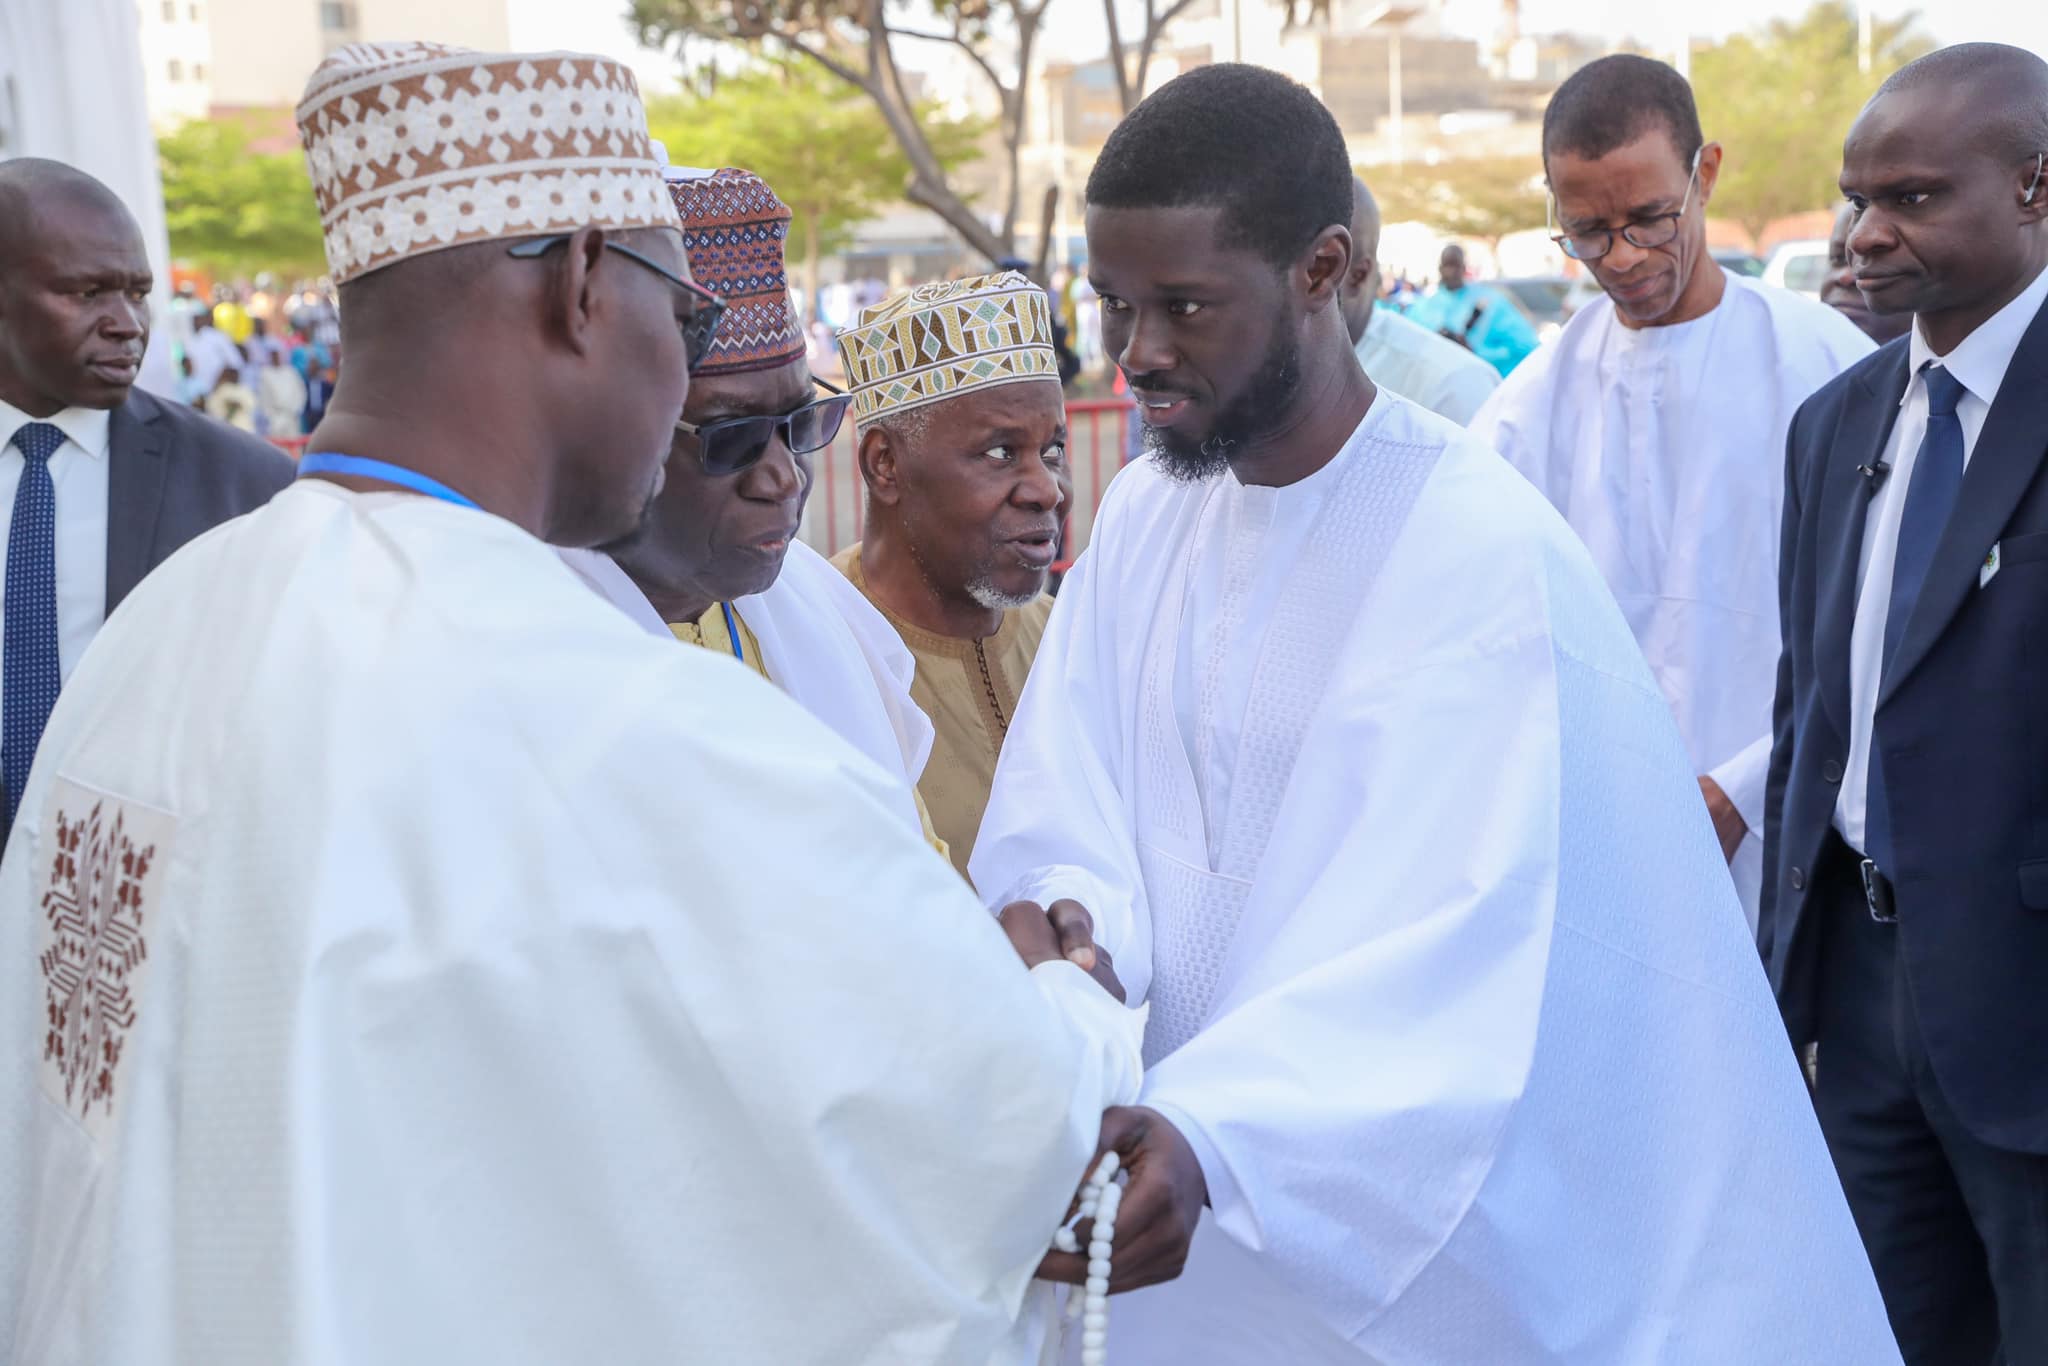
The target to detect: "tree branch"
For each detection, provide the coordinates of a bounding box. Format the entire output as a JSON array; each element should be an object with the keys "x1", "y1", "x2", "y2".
[
  {"x1": 1102, "y1": 0, "x2": 1135, "y2": 112},
  {"x1": 774, "y1": 33, "x2": 874, "y2": 91},
  {"x1": 880, "y1": 22, "x2": 1011, "y2": 97}
]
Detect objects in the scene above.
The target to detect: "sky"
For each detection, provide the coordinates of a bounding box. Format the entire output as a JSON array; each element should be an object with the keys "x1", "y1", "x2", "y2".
[
  {"x1": 1508, "y1": 0, "x2": 2048, "y2": 55},
  {"x1": 506, "y1": 0, "x2": 2048, "y2": 96}
]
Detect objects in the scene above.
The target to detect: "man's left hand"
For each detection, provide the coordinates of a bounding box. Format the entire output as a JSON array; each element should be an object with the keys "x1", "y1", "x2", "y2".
[
  {"x1": 1699, "y1": 775, "x2": 1747, "y2": 863},
  {"x1": 1036, "y1": 1106, "x2": 1206, "y2": 1293}
]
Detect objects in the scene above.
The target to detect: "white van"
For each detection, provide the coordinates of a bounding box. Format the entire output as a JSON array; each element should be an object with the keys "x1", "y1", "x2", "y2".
[{"x1": 1763, "y1": 239, "x2": 1832, "y2": 297}]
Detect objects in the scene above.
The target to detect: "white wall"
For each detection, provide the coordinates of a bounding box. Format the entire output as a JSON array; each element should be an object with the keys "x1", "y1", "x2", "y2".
[{"x1": 2, "y1": 0, "x2": 181, "y2": 396}]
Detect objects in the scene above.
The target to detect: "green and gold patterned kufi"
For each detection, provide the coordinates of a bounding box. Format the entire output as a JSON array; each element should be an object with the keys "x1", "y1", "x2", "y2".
[{"x1": 835, "y1": 271, "x2": 1060, "y2": 424}]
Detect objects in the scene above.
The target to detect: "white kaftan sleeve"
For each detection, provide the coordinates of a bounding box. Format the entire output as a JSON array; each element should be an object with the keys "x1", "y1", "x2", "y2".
[
  {"x1": 1432, "y1": 360, "x2": 1500, "y2": 427},
  {"x1": 971, "y1": 514, "x2": 1156, "y2": 1001},
  {"x1": 303, "y1": 652, "x2": 1143, "y2": 1365}
]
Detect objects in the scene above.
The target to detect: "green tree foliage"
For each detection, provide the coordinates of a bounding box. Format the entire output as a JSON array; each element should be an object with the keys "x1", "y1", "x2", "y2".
[
  {"x1": 1692, "y1": 2, "x2": 1932, "y2": 247},
  {"x1": 1367, "y1": 156, "x2": 1549, "y2": 251},
  {"x1": 158, "y1": 118, "x2": 326, "y2": 277},
  {"x1": 645, "y1": 64, "x2": 981, "y2": 312},
  {"x1": 628, "y1": 0, "x2": 1035, "y2": 261}
]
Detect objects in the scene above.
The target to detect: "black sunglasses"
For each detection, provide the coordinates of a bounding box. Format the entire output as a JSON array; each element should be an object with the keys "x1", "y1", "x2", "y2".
[
  {"x1": 677, "y1": 379, "x2": 853, "y2": 477},
  {"x1": 506, "y1": 234, "x2": 726, "y2": 368}
]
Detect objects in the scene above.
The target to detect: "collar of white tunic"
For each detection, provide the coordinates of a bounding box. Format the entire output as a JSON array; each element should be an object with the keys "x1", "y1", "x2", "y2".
[
  {"x1": 0, "y1": 398, "x2": 112, "y2": 461},
  {"x1": 1904, "y1": 260, "x2": 2048, "y2": 410}
]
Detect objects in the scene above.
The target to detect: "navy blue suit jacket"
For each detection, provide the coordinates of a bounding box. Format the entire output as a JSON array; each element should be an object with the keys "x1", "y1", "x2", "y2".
[
  {"x1": 104, "y1": 387, "x2": 295, "y2": 611},
  {"x1": 1763, "y1": 295, "x2": 2048, "y2": 1153}
]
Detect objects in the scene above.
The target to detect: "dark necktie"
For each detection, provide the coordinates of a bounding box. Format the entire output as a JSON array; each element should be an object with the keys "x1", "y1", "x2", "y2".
[
  {"x1": 4, "y1": 421, "x2": 65, "y2": 833},
  {"x1": 1864, "y1": 363, "x2": 1968, "y2": 870}
]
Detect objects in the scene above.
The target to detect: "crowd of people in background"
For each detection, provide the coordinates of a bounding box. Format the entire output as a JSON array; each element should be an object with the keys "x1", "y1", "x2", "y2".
[
  {"x1": 4, "y1": 24, "x2": 2048, "y2": 1366},
  {"x1": 167, "y1": 286, "x2": 338, "y2": 439}
]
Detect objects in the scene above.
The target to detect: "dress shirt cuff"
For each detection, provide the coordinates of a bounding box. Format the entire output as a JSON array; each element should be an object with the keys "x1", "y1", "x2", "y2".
[
  {"x1": 1708, "y1": 733, "x2": 1774, "y2": 839},
  {"x1": 1136, "y1": 1097, "x2": 1245, "y2": 1230}
]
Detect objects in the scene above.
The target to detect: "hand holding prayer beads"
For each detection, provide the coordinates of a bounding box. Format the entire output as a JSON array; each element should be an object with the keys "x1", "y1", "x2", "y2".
[{"x1": 1052, "y1": 1150, "x2": 1123, "y2": 1365}]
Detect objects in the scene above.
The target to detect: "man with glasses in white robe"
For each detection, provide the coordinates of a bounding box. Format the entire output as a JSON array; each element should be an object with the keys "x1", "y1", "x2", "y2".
[{"x1": 1471, "y1": 55, "x2": 1872, "y2": 929}]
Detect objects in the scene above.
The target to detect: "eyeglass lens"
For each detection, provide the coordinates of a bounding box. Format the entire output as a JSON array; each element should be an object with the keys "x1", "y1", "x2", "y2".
[
  {"x1": 1566, "y1": 215, "x2": 1684, "y2": 260},
  {"x1": 698, "y1": 395, "x2": 851, "y2": 475}
]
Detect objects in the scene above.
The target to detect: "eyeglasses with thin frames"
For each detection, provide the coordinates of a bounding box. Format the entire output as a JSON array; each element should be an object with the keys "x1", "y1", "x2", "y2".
[
  {"x1": 506, "y1": 234, "x2": 726, "y2": 367},
  {"x1": 676, "y1": 378, "x2": 852, "y2": 477},
  {"x1": 1549, "y1": 149, "x2": 1703, "y2": 263}
]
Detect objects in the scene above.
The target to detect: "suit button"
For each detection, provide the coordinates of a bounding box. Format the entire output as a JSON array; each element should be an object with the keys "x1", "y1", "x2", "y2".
[
  {"x1": 1791, "y1": 867, "x2": 1807, "y2": 891},
  {"x1": 1823, "y1": 759, "x2": 1843, "y2": 784}
]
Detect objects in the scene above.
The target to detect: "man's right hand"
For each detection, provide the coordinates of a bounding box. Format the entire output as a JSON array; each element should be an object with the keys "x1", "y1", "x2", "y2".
[{"x1": 998, "y1": 899, "x2": 1125, "y2": 1003}]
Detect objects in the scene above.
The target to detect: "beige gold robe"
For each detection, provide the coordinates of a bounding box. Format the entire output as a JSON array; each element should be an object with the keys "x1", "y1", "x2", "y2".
[{"x1": 832, "y1": 543, "x2": 1051, "y2": 876}]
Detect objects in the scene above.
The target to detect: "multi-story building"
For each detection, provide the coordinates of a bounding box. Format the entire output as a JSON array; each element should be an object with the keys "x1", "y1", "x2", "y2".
[
  {"x1": 137, "y1": 0, "x2": 513, "y2": 128},
  {"x1": 138, "y1": 0, "x2": 216, "y2": 129}
]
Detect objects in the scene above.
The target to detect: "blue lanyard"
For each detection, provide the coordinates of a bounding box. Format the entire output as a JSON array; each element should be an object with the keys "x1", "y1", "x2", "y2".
[
  {"x1": 719, "y1": 602, "x2": 745, "y2": 662},
  {"x1": 296, "y1": 453, "x2": 481, "y2": 511}
]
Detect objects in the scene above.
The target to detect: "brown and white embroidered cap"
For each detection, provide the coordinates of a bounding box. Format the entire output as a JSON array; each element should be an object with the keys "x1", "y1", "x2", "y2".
[{"x1": 296, "y1": 41, "x2": 680, "y2": 285}]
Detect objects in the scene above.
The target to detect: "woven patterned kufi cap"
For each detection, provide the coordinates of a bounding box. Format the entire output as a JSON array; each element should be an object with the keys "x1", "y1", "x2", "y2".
[
  {"x1": 665, "y1": 167, "x2": 805, "y2": 376},
  {"x1": 296, "y1": 41, "x2": 679, "y2": 285},
  {"x1": 835, "y1": 271, "x2": 1060, "y2": 424}
]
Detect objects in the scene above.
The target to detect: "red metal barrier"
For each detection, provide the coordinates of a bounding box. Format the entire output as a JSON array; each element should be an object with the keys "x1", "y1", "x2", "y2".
[{"x1": 801, "y1": 398, "x2": 1135, "y2": 563}]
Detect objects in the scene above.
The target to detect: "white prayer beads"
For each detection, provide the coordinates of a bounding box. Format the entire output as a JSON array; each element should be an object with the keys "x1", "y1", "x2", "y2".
[{"x1": 1052, "y1": 1151, "x2": 1123, "y2": 1366}]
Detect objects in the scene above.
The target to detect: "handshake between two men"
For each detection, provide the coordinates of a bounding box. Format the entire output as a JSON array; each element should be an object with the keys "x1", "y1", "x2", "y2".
[{"x1": 997, "y1": 898, "x2": 1209, "y2": 1297}]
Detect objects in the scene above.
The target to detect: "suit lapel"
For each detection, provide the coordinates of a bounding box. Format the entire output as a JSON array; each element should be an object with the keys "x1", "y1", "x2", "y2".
[
  {"x1": 1817, "y1": 345, "x2": 1908, "y2": 737},
  {"x1": 105, "y1": 394, "x2": 172, "y2": 614},
  {"x1": 1881, "y1": 297, "x2": 2048, "y2": 708}
]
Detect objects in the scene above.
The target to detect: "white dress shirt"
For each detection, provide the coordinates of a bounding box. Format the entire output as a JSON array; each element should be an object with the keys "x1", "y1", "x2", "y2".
[
  {"x1": 0, "y1": 400, "x2": 113, "y2": 707},
  {"x1": 1835, "y1": 262, "x2": 2048, "y2": 851}
]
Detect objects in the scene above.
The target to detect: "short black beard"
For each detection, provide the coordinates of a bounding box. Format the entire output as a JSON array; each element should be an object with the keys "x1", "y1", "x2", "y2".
[{"x1": 1142, "y1": 318, "x2": 1303, "y2": 483}]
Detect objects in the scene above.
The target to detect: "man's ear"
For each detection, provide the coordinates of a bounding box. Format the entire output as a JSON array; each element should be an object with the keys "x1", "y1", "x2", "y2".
[
  {"x1": 547, "y1": 226, "x2": 606, "y2": 356},
  {"x1": 858, "y1": 422, "x2": 902, "y2": 508},
  {"x1": 1697, "y1": 141, "x2": 1726, "y2": 209},
  {"x1": 2021, "y1": 152, "x2": 2048, "y2": 222},
  {"x1": 1303, "y1": 224, "x2": 1353, "y2": 314}
]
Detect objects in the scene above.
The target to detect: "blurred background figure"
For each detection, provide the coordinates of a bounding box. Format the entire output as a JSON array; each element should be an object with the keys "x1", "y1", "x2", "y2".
[
  {"x1": 1403, "y1": 243, "x2": 1540, "y2": 375},
  {"x1": 1341, "y1": 176, "x2": 1500, "y2": 424},
  {"x1": 1822, "y1": 201, "x2": 1913, "y2": 344},
  {"x1": 201, "y1": 363, "x2": 256, "y2": 431},
  {"x1": 257, "y1": 347, "x2": 307, "y2": 437}
]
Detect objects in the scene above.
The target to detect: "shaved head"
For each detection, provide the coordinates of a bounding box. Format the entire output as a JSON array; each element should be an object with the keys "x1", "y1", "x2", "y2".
[
  {"x1": 1840, "y1": 41, "x2": 2048, "y2": 353},
  {"x1": 1341, "y1": 177, "x2": 1384, "y2": 344},
  {"x1": 1351, "y1": 176, "x2": 1381, "y2": 259},
  {"x1": 0, "y1": 158, "x2": 138, "y2": 269},
  {"x1": 1873, "y1": 43, "x2": 2048, "y2": 166}
]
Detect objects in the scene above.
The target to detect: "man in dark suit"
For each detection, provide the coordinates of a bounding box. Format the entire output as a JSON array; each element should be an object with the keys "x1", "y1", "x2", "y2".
[
  {"x1": 1764, "y1": 44, "x2": 2048, "y2": 1365},
  {"x1": 0, "y1": 159, "x2": 292, "y2": 834}
]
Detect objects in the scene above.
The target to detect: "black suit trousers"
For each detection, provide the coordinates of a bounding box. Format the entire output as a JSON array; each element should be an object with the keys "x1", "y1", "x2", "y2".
[{"x1": 1811, "y1": 839, "x2": 2048, "y2": 1366}]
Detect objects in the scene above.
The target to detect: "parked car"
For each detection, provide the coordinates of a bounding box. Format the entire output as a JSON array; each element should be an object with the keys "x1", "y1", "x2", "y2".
[
  {"x1": 1497, "y1": 275, "x2": 1573, "y2": 342},
  {"x1": 1713, "y1": 248, "x2": 1767, "y2": 278},
  {"x1": 1763, "y1": 239, "x2": 1832, "y2": 297}
]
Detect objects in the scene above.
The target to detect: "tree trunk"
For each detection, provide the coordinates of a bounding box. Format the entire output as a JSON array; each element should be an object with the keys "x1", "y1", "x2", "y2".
[
  {"x1": 1103, "y1": 0, "x2": 1135, "y2": 113},
  {"x1": 1031, "y1": 184, "x2": 1059, "y2": 282}
]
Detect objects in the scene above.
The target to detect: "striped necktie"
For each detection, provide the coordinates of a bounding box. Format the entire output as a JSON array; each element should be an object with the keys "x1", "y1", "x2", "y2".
[{"x1": 4, "y1": 421, "x2": 65, "y2": 833}]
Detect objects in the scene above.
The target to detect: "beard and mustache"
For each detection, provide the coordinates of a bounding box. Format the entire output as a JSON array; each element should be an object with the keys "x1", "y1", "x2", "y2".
[{"x1": 1128, "y1": 308, "x2": 1304, "y2": 483}]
